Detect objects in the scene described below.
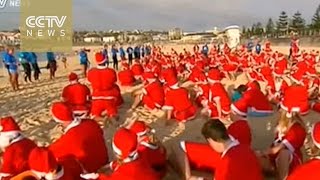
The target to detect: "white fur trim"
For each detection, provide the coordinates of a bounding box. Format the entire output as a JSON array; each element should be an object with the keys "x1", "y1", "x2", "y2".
[
  {"x1": 32, "y1": 167, "x2": 64, "y2": 180},
  {"x1": 64, "y1": 119, "x2": 81, "y2": 134},
  {"x1": 0, "y1": 173, "x2": 12, "y2": 178},
  {"x1": 69, "y1": 80, "x2": 78, "y2": 84},
  {"x1": 282, "y1": 139, "x2": 295, "y2": 153},
  {"x1": 112, "y1": 141, "x2": 122, "y2": 156},
  {"x1": 221, "y1": 138, "x2": 240, "y2": 158},
  {"x1": 97, "y1": 64, "x2": 107, "y2": 69},
  {"x1": 162, "y1": 106, "x2": 174, "y2": 110},
  {"x1": 231, "y1": 104, "x2": 247, "y2": 116},
  {"x1": 180, "y1": 141, "x2": 187, "y2": 152},
  {"x1": 170, "y1": 83, "x2": 179, "y2": 89},
  {"x1": 0, "y1": 131, "x2": 20, "y2": 137},
  {"x1": 140, "y1": 142, "x2": 159, "y2": 150},
  {"x1": 136, "y1": 129, "x2": 148, "y2": 137},
  {"x1": 80, "y1": 173, "x2": 100, "y2": 180},
  {"x1": 208, "y1": 78, "x2": 220, "y2": 84},
  {"x1": 92, "y1": 96, "x2": 115, "y2": 100}
]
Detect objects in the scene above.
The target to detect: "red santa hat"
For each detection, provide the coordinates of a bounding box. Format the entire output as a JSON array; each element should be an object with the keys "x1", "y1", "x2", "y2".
[
  {"x1": 291, "y1": 71, "x2": 304, "y2": 85},
  {"x1": 166, "y1": 75, "x2": 179, "y2": 89},
  {"x1": 29, "y1": 147, "x2": 64, "y2": 179},
  {"x1": 95, "y1": 52, "x2": 105, "y2": 64},
  {"x1": 207, "y1": 69, "x2": 221, "y2": 83},
  {"x1": 0, "y1": 116, "x2": 21, "y2": 136},
  {"x1": 51, "y1": 102, "x2": 73, "y2": 123},
  {"x1": 112, "y1": 128, "x2": 138, "y2": 159},
  {"x1": 129, "y1": 121, "x2": 155, "y2": 137},
  {"x1": 142, "y1": 72, "x2": 156, "y2": 81},
  {"x1": 68, "y1": 72, "x2": 78, "y2": 82},
  {"x1": 312, "y1": 122, "x2": 320, "y2": 149}
]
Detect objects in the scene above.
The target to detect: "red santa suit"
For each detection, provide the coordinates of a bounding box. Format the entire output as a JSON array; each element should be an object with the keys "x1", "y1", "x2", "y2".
[
  {"x1": 265, "y1": 40, "x2": 272, "y2": 53},
  {"x1": 131, "y1": 61, "x2": 144, "y2": 80},
  {"x1": 62, "y1": 72, "x2": 91, "y2": 116},
  {"x1": 118, "y1": 63, "x2": 135, "y2": 87},
  {"x1": 141, "y1": 72, "x2": 165, "y2": 110},
  {"x1": 214, "y1": 140, "x2": 263, "y2": 180},
  {"x1": 291, "y1": 38, "x2": 300, "y2": 58},
  {"x1": 0, "y1": 117, "x2": 37, "y2": 179},
  {"x1": 88, "y1": 53, "x2": 120, "y2": 118},
  {"x1": 269, "y1": 122, "x2": 306, "y2": 173},
  {"x1": 49, "y1": 102, "x2": 108, "y2": 173},
  {"x1": 231, "y1": 82, "x2": 273, "y2": 116},
  {"x1": 80, "y1": 128, "x2": 159, "y2": 180},
  {"x1": 162, "y1": 76, "x2": 196, "y2": 122},
  {"x1": 287, "y1": 121, "x2": 320, "y2": 180},
  {"x1": 194, "y1": 74, "x2": 210, "y2": 107},
  {"x1": 129, "y1": 121, "x2": 167, "y2": 178},
  {"x1": 206, "y1": 70, "x2": 231, "y2": 118},
  {"x1": 280, "y1": 85, "x2": 309, "y2": 116},
  {"x1": 28, "y1": 147, "x2": 81, "y2": 180},
  {"x1": 268, "y1": 78, "x2": 289, "y2": 101},
  {"x1": 180, "y1": 119, "x2": 252, "y2": 173}
]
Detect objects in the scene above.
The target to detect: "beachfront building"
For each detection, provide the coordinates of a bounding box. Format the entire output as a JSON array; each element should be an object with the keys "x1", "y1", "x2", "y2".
[
  {"x1": 83, "y1": 33, "x2": 102, "y2": 43},
  {"x1": 102, "y1": 36, "x2": 116, "y2": 43},
  {"x1": 152, "y1": 34, "x2": 169, "y2": 41},
  {"x1": 169, "y1": 28, "x2": 183, "y2": 40},
  {"x1": 0, "y1": 32, "x2": 20, "y2": 45},
  {"x1": 181, "y1": 32, "x2": 215, "y2": 43}
]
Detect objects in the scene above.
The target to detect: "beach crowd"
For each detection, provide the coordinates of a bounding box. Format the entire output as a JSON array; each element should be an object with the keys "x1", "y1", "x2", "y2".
[{"x1": 1, "y1": 38, "x2": 320, "y2": 180}]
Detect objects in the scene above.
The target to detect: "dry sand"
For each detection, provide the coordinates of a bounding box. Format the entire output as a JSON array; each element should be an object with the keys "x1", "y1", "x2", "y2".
[{"x1": 0, "y1": 44, "x2": 320, "y2": 179}]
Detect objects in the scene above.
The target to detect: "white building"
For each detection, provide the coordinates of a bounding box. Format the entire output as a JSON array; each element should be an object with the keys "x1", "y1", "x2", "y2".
[
  {"x1": 83, "y1": 34, "x2": 102, "y2": 43},
  {"x1": 152, "y1": 34, "x2": 169, "y2": 41},
  {"x1": 169, "y1": 28, "x2": 183, "y2": 40},
  {"x1": 102, "y1": 36, "x2": 116, "y2": 43}
]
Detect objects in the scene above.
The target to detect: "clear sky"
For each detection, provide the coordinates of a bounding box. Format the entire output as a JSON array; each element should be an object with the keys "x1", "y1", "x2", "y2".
[{"x1": 0, "y1": 0, "x2": 318, "y2": 31}]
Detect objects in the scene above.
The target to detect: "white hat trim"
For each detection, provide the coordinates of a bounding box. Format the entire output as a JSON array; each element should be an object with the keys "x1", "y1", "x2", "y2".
[
  {"x1": 69, "y1": 80, "x2": 78, "y2": 84},
  {"x1": 180, "y1": 141, "x2": 187, "y2": 152},
  {"x1": 231, "y1": 104, "x2": 247, "y2": 117},
  {"x1": 208, "y1": 78, "x2": 220, "y2": 84},
  {"x1": 32, "y1": 167, "x2": 64, "y2": 180},
  {"x1": 140, "y1": 141, "x2": 159, "y2": 150},
  {"x1": 281, "y1": 139, "x2": 295, "y2": 153},
  {"x1": 80, "y1": 173, "x2": 100, "y2": 180},
  {"x1": 0, "y1": 130, "x2": 21, "y2": 137},
  {"x1": 136, "y1": 129, "x2": 148, "y2": 137},
  {"x1": 170, "y1": 83, "x2": 179, "y2": 89},
  {"x1": 0, "y1": 173, "x2": 12, "y2": 178},
  {"x1": 311, "y1": 124, "x2": 320, "y2": 149},
  {"x1": 96, "y1": 59, "x2": 107, "y2": 66},
  {"x1": 112, "y1": 141, "x2": 138, "y2": 158},
  {"x1": 64, "y1": 118, "x2": 82, "y2": 134}
]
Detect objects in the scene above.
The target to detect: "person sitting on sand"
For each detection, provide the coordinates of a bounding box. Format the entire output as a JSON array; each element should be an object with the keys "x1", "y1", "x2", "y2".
[
  {"x1": 201, "y1": 69, "x2": 231, "y2": 119},
  {"x1": 117, "y1": 62, "x2": 136, "y2": 91},
  {"x1": 62, "y1": 72, "x2": 91, "y2": 118},
  {"x1": 162, "y1": 74, "x2": 196, "y2": 123},
  {"x1": 129, "y1": 72, "x2": 164, "y2": 112},
  {"x1": 126, "y1": 121, "x2": 167, "y2": 179},
  {"x1": 287, "y1": 121, "x2": 320, "y2": 180},
  {"x1": 48, "y1": 102, "x2": 109, "y2": 173},
  {"x1": 0, "y1": 116, "x2": 37, "y2": 179},
  {"x1": 87, "y1": 52, "x2": 120, "y2": 122},
  {"x1": 131, "y1": 59, "x2": 144, "y2": 81},
  {"x1": 232, "y1": 84, "x2": 247, "y2": 102},
  {"x1": 178, "y1": 120, "x2": 262, "y2": 180},
  {"x1": 46, "y1": 51, "x2": 57, "y2": 80},
  {"x1": 11, "y1": 147, "x2": 82, "y2": 180},
  {"x1": 3, "y1": 47, "x2": 19, "y2": 91},
  {"x1": 231, "y1": 81, "x2": 273, "y2": 117},
  {"x1": 80, "y1": 128, "x2": 160, "y2": 180},
  {"x1": 257, "y1": 111, "x2": 306, "y2": 180}
]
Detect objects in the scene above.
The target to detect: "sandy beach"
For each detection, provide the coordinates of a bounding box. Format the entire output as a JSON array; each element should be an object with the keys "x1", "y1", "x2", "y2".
[{"x1": 1, "y1": 44, "x2": 320, "y2": 179}]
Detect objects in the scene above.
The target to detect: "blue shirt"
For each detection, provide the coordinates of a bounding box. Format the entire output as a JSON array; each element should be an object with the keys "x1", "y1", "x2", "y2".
[
  {"x1": 3, "y1": 53, "x2": 18, "y2": 71},
  {"x1": 28, "y1": 52, "x2": 37, "y2": 64},
  {"x1": 102, "y1": 49, "x2": 108, "y2": 60},
  {"x1": 18, "y1": 52, "x2": 30, "y2": 64},
  {"x1": 247, "y1": 42, "x2": 254, "y2": 51},
  {"x1": 134, "y1": 46, "x2": 140, "y2": 54},
  {"x1": 79, "y1": 51, "x2": 88, "y2": 64},
  {"x1": 111, "y1": 48, "x2": 118, "y2": 57},
  {"x1": 127, "y1": 47, "x2": 133, "y2": 54},
  {"x1": 256, "y1": 44, "x2": 261, "y2": 54},
  {"x1": 202, "y1": 45, "x2": 209, "y2": 54},
  {"x1": 46, "y1": 52, "x2": 55, "y2": 62},
  {"x1": 119, "y1": 47, "x2": 125, "y2": 57}
]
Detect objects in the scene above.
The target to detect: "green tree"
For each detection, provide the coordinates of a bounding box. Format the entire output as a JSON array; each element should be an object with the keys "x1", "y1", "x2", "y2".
[
  {"x1": 266, "y1": 18, "x2": 275, "y2": 37},
  {"x1": 311, "y1": 4, "x2": 320, "y2": 30},
  {"x1": 255, "y1": 22, "x2": 264, "y2": 35},
  {"x1": 242, "y1": 26, "x2": 247, "y2": 36},
  {"x1": 290, "y1": 11, "x2": 305, "y2": 33},
  {"x1": 277, "y1": 11, "x2": 289, "y2": 36}
]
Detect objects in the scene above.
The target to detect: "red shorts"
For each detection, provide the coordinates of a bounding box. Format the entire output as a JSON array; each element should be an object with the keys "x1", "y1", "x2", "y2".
[
  {"x1": 141, "y1": 95, "x2": 162, "y2": 110},
  {"x1": 180, "y1": 141, "x2": 220, "y2": 172},
  {"x1": 91, "y1": 99, "x2": 117, "y2": 118},
  {"x1": 173, "y1": 105, "x2": 196, "y2": 122}
]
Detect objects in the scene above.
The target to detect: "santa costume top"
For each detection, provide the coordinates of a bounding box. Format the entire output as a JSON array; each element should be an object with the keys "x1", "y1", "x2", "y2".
[
  {"x1": 0, "y1": 117, "x2": 37, "y2": 179},
  {"x1": 48, "y1": 102, "x2": 108, "y2": 173},
  {"x1": 280, "y1": 85, "x2": 309, "y2": 116},
  {"x1": 287, "y1": 121, "x2": 320, "y2": 180},
  {"x1": 141, "y1": 72, "x2": 165, "y2": 110},
  {"x1": 118, "y1": 63, "x2": 135, "y2": 87}
]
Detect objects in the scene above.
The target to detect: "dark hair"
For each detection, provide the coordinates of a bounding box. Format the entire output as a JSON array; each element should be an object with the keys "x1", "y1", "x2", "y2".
[
  {"x1": 234, "y1": 84, "x2": 247, "y2": 94},
  {"x1": 201, "y1": 120, "x2": 229, "y2": 142}
]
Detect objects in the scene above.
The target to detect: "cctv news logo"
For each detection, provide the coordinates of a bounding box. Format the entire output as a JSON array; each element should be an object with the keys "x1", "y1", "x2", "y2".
[
  {"x1": 25, "y1": 16, "x2": 67, "y2": 37},
  {"x1": 0, "y1": 0, "x2": 19, "y2": 8}
]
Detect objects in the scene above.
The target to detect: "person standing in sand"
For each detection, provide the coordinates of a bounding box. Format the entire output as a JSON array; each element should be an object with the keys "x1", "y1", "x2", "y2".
[
  {"x1": 46, "y1": 51, "x2": 57, "y2": 80},
  {"x1": 28, "y1": 52, "x2": 41, "y2": 81},
  {"x1": 111, "y1": 44, "x2": 119, "y2": 70},
  {"x1": 3, "y1": 47, "x2": 19, "y2": 91},
  {"x1": 102, "y1": 45, "x2": 109, "y2": 67},
  {"x1": 79, "y1": 48, "x2": 90, "y2": 77},
  {"x1": 127, "y1": 45, "x2": 134, "y2": 65},
  {"x1": 18, "y1": 52, "x2": 32, "y2": 83}
]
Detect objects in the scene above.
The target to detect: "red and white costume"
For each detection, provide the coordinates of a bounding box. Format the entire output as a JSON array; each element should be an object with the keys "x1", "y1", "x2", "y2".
[
  {"x1": 49, "y1": 102, "x2": 109, "y2": 173},
  {"x1": 62, "y1": 72, "x2": 91, "y2": 116},
  {"x1": 205, "y1": 69, "x2": 231, "y2": 118},
  {"x1": 269, "y1": 122, "x2": 306, "y2": 173},
  {"x1": 81, "y1": 128, "x2": 159, "y2": 180},
  {"x1": 27, "y1": 147, "x2": 81, "y2": 179},
  {"x1": 231, "y1": 81, "x2": 273, "y2": 116},
  {"x1": 287, "y1": 122, "x2": 320, "y2": 180},
  {"x1": 141, "y1": 72, "x2": 165, "y2": 110},
  {"x1": 88, "y1": 53, "x2": 121, "y2": 118},
  {"x1": 118, "y1": 63, "x2": 135, "y2": 87},
  {"x1": 131, "y1": 61, "x2": 144, "y2": 80},
  {"x1": 162, "y1": 76, "x2": 196, "y2": 122},
  {"x1": 268, "y1": 78, "x2": 289, "y2": 102},
  {"x1": 0, "y1": 117, "x2": 37, "y2": 179},
  {"x1": 194, "y1": 74, "x2": 210, "y2": 107},
  {"x1": 180, "y1": 119, "x2": 252, "y2": 173},
  {"x1": 129, "y1": 121, "x2": 167, "y2": 178},
  {"x1": 280, "y1": 85, "x2": 309, "y2": 117}
]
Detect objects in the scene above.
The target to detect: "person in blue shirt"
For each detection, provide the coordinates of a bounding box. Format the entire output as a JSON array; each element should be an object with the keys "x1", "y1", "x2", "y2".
[
  {"x1": 102, "y1": 45, "x2": 109, "y2": 67},
  {"x1": 111, "y1": 44, "x2": 119, "y2": 70},
  {"x1": 28, "y1": 52, "x2": 41, "y2": 81},
  {"x1": 127, "y1": 45, "x2": 134, "y2": 65},
  {"x1": 134, "y1": 45, "x2": 141, "y2": 59},
  {"x1": 141, "y1": 45, "x2": 145, "y2": 58},
  {"x1": 79, "y1": 48, "x2": 90, "y2": 77},
  {"x1": 145, "y1": 45, "x2": 151, "y2": 56},
  {"x1": 46, "y1": 51, "x2": 57, "y2": 79},
  {"x1": 255, "y1": 43, "x2": 261, "y2": 55},
  {"x1": 247, "y1": 41, "x2": 254, "y2": 52},
  {"x1": 119, "y1": 45, "x2": 126, "y2": 61},
  {"x1": 18, "y1": 51, "x2": 32, "y2": 83},
  {"x1": 202, "y1": 43, "x2": 209, "y2": 57},
  {"x1": 3, "y1": 47, "x2": 19, "y2": 90}
]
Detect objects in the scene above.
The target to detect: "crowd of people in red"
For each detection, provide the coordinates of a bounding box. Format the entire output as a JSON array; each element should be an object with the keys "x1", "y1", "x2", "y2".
[{"x1": 1, "y1": 39, "x2": 320, "y2": 180}]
